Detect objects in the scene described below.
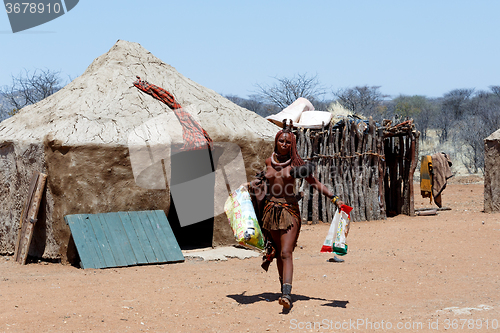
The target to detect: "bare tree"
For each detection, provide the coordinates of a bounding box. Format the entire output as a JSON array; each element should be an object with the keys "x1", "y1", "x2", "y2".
[
  {"x1": 490, "y1": 85, "x2": 500, "y2": 99},
  {"x1": 482, "y1": 88, "x2": 500, "y2": 132},
  {"x1": 225, "y1": 94, "x2": 279, "y2": 118},
  {"x1": 453, "y1": 88, "x2": 500, "y2": 173},
  {"x1": 419, "y1": 98, "x2": 441, "y2": 140},
  {"x1": 0, "y1": 93, "x2": 9, "y2": 121},
  {"x1": 255, "y1": 73, "x2": 327, "y2": 109},
  {"x1": 388, "y1": 95, "x2": 438, "y2": 140},
  {"x1": 453, "y1": 117, "x2": 483, "y2": 173},
  {"x1": 334, "y1": 85, "x2": 388, "y2": 118},
  {"x1": 435, "y1": 88, "x2": 474, "y2": 143},
  {"x1": 1, "y1": 68, "x2": 63, "y2": 116},
  {"x1": 442, "y1": 88, "x2": 474, "y2": 119}
]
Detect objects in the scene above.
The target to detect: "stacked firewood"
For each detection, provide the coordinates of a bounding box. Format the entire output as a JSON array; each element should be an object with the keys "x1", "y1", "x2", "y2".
[
  {"x1": 382, "y1": 119, "x2": 419, "y2": 217},
  {"x1": 295, "y1": 116, "x2": 418, "y2": 223}
]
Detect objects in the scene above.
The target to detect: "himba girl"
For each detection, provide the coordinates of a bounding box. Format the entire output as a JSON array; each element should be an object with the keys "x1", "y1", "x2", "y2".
[{"x1": 257, "y1": 119, "x2": 344, "y2": 309}]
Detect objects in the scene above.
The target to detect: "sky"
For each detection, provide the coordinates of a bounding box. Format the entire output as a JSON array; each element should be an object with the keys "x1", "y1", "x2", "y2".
[{"x1": 1, "y1": 0, "x2": 499, "y2": 100}]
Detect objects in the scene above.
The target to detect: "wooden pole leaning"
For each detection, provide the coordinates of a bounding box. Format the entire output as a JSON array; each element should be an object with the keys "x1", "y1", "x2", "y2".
[{"x1": 14, "y1": 171, "x2": 47, "y2": 264}]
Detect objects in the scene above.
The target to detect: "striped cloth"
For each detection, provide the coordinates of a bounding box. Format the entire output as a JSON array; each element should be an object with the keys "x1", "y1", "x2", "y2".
[{"x1": 133, "y1": 76, "x2": 213, "y2": 151}]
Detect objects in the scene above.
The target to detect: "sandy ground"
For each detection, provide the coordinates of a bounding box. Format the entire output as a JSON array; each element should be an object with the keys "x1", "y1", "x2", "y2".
[{"x1": 1, "y1": 178, "x2": 499, "y2": 333}]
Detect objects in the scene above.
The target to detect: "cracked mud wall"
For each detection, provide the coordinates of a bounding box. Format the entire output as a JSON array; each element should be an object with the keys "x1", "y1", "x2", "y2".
[
  {"x1": 44, "y1": 140, "x2": 171, "y2": 263},
  {"x1": 0, "y1": 142, "x2": 52, "y2": 257},
  {"x1": 0, "y1": 139, "x2": 171, "y2": 261},
  {"x1": 484, "y1": 130, "x2": 500, "y2": 213},
  {"x1": 0, "y1": 137, "x2": 272, "y2": 262}
]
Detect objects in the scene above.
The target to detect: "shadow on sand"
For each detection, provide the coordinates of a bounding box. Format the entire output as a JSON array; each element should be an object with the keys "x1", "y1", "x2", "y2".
[{"x1": 227, "y1": 291, "x2": 349, "y2": 314}]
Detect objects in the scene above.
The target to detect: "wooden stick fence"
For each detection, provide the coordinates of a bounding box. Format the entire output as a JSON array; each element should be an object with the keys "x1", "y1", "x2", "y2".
[{"x1": 295, "y1": 117, "x2": 418, "y2": 223}]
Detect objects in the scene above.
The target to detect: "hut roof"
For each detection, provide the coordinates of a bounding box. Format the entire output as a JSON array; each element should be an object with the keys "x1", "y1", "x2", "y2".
[{"x1": 0, "y1": 40, "x2": 278, "y2": 146}]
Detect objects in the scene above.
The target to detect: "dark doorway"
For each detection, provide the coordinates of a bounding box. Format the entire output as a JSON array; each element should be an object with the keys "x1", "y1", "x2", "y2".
[{"x1": 168, "y1": 145, "x2": 215, "y2": 249}]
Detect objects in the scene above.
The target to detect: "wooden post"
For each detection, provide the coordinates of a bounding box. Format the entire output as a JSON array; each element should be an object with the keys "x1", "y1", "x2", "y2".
[
  {"x1": 377, "y1": 127, "x2": 386, "y2": 219},
  {"x1": 408, "y1": 131, "x2": 420, "y2": 216},
  {"x1": 364, "y1": 118, "x2": 375, "y2": 220},
  {"x1": 302, "y1": 129, "x2": 312, "y2": 223},
  {"x1": 344, "y1": 123, "x2": 356, "y2": 221},
  {"x1": 312, "y1": 132, "x2": 319, "y2": 224},
  {"x1": 14, "y1": 171, "x2": 47, "y2": 264},
  {"x1": 333, "y1": 128, "x2": 340, "y2": 200},
  {"x1": 403, "y1": 134, "x2": 412, "y2": 215}
]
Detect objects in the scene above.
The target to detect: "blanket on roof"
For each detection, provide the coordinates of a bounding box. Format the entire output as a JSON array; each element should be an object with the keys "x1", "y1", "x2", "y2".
[{"x1": 133, "y1": 76, "x2": 213, "y2": 152}]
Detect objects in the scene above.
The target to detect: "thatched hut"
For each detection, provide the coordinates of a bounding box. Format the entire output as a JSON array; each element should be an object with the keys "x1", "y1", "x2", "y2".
[{"x1": 0, "y1": 40, "x2": 278, "y2": 262}]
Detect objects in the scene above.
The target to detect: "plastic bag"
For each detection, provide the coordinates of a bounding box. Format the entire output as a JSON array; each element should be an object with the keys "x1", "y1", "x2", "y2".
[
  {"x1": 224, "y1": 185, "x2": 265, "y2": 251},
  {"x1": 320, "y1": 204, "x2": 353, "y2": 255}
]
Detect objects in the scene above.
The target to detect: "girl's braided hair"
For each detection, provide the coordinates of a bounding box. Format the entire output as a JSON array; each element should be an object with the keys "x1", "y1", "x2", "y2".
[{"x1": 274, "y1": 119, "x2": 305, "y2": 167}]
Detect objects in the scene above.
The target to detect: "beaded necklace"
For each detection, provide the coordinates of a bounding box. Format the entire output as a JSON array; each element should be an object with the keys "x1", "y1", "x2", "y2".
[{"x1": 271, "y1": 152, "x2": 291, "y2": 168}]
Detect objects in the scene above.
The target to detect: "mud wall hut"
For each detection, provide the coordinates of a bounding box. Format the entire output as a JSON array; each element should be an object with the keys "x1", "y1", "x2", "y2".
[
  {"x1": 0, "y1": 40, "x2": 279, "y2": 262},
  {"x1": 484, "y1": 128, "x2": 500, "y2": 213}
]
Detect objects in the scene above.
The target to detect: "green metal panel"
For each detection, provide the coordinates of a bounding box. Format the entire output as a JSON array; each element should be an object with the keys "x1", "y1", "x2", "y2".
[
  {"x1": 87, "y1": 214, "x2": 117, "y2": 267},
  {"x1": 64, "y1": 215, "x2": 104, "y2": 269},
  {"x1": 65, "y1": 210, "x2": 184, "y2": 269},
  {"x1": 106, "y1": 212, "x2": 138, "y2": 266},
  {"x1": 136, "y1": 211, "x2": 168, "y2": 263},
  {"x1": 125, "y1": 211, "x2": 159, "y2": 263},
  {"x1": 117, "y1": 212, "x2": 149, "y2": 265},
  {"x1": 98, "y1": 213, "x2": 129, "y2": 267},
  {"x1": 150, "y1": 210, "x2": 184, "y2": 262}
]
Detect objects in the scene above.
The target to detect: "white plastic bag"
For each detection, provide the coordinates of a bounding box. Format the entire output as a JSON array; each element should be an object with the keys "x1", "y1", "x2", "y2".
[{"x1": 320, "y1": 205, "x2": 353, "y2": 255}]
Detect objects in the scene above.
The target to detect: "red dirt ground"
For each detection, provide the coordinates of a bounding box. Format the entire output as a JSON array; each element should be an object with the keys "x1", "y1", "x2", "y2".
[{"x1": 1, "y1": 177, "x2": 499, "y2": 333}]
